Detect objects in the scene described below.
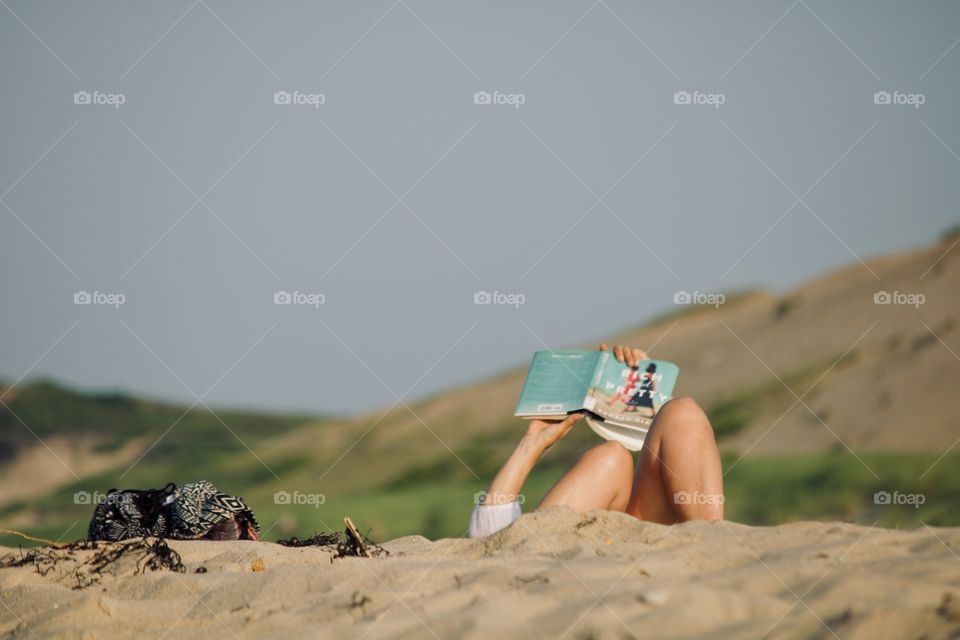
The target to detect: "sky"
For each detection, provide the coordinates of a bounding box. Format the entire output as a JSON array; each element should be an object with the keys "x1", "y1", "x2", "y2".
[{"x1": 1, "y1": 0, "x2": 958, "y2": 416}]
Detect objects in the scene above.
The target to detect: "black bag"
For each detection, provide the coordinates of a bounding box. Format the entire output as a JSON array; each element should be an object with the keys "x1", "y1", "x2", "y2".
[{"x1": 87, "y1": 481, "x2": 260, "y2": 542}]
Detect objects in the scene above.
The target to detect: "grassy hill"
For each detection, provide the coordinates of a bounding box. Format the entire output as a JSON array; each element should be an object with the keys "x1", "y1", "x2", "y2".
[{"x1": 2, "y1": 235, "x2": 959, "y2": 545}]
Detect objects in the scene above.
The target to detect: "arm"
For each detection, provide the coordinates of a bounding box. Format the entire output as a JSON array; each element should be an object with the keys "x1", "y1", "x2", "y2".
[
  {"x1": 483, "y1": 413, "x2": 585, "y2": 505},
  {"x1": 488, "y1": 343, "x2": 648, "y2": 503},
  {"x1": 468, "y1": 413, "x2": 583, "y2": 538},
  {"x1": 468, "y1": 344, "x2": 648, "y2": 537}
]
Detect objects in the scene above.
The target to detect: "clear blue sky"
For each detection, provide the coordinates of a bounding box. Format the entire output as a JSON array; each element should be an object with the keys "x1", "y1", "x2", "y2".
[{"x1": 1, "y1": 1, "x2": 958, "y2": 414}]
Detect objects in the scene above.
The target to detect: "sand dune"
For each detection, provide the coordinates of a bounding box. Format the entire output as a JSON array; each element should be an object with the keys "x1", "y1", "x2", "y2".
[
  {"x1": 3, "y1": 508, "x2": 959, "y2": 639},
  {"x1": 2, "y1": 238, "x2": 957, "y2": 527},
  {"x1": 287, "y1": 235, "x2": 959, "y2": 481},
  {"x1": 341, "y1": 235, "x2": 960, "y2": 460}
]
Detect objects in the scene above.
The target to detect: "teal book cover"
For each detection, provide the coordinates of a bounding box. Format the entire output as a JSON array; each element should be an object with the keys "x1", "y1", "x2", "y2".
[{"x1": 514, "y1": 350, "x2": 602, "y2": 416}]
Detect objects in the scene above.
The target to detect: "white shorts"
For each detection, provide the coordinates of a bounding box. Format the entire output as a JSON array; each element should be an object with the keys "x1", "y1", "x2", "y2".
[{"x1": 468, "y1": 501, "x2": 522, "y2": 538}]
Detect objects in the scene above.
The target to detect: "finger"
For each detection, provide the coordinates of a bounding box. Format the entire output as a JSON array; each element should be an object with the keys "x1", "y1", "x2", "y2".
[
  {"x1": 626, "y1": 348, "x2": 638, "y2": 368},
  {"x1": 633, "y1": 348, "x2": 648, "y2": 364},
  {"x1": 561, "y1": 412, "x2": 583, "y2": 431},
  {"x1": 599, "y1": 343, "x2": 609, "y2": 352},
  {"x1": 556, "y1": 413, "x2": 583, "y2": 438},
  {"x1": 560, "y1": 412, "x2": 583, "y2": 427},
  {"x1": 613, "y1": 345, "x2": 625, "y2": 363}
]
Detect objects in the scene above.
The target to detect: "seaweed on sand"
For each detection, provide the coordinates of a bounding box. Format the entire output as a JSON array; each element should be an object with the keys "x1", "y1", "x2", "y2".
[
  {"x1": 277, "y1": 531, "x2": 344, "y2": 548},
  {"x1": 333, "y1": 517, "x2": 388, "y2": 560},
  {"x1": 275, "y1": 517, "x2": 387, "y2": 559},
  {"x1": 0, "y1": 540, "x2": 97, "y2": 577},
  {"x1": 83, "y1": 537, "x2": 185, "y2": 580},
  {"x1": 0, "y1": 537, "x2": 185, "y2": 589}
]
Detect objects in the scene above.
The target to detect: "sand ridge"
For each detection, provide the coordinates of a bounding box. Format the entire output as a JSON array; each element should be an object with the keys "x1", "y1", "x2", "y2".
[{"x1": 2, "y1": 508, "x2": 959, "y2": 639}]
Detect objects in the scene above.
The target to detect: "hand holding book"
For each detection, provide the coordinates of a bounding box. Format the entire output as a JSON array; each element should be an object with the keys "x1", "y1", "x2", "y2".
[
  {"x1": 599, "y1": 343, "x2": 648, "y2": 368},
  {"x1": 524, "y1": 412, "x2": 585, "y2": 452}
]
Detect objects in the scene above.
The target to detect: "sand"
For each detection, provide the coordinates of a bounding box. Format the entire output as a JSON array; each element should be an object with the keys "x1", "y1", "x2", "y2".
[{"x1": 2, "y1": 508, "x2": 959, "y2": 640}]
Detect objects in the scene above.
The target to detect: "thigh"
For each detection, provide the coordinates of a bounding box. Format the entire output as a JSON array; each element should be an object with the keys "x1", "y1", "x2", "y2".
[
  {"x1": 625, "y1": 396, "x2": 724, "y2": 523},
  {"x1": 537, "y1": 441, "x2": 634, "y2": 513},
  {"x1": 625, "y1": 422, "x2": 681, "y2": 524}
]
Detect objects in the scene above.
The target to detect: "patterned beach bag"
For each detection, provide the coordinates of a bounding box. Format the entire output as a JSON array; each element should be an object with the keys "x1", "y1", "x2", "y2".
[{"x1": 87, "y1": 481, "x2": 260, "y2": 542}]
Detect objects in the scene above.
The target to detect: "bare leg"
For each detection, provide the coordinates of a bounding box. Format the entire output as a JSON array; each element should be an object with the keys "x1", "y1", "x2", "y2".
[
  {"x1": 482, "y1": 395, "x2": 723, "y2": 526},
  {"x1": 537, "y1": 441, "x2": 634, "y2": 512},
  {"x1": 626, "y1": 397, "x2": 724, "y2": 523}
]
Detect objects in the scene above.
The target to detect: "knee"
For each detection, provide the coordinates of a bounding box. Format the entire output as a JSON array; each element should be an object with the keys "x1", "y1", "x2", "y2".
[
  {"x1": 660, "y1": 397, "x2": 708, "y2": 426},
  {"x1": 583, "y1": 440, "x2": 633, "y2": 477},
  {"x1": 658, "y1": 397, "x2": 715, "y2": 439},
  {"x1": 660, "y1": 396, "x2": 705, "y2": 421}
]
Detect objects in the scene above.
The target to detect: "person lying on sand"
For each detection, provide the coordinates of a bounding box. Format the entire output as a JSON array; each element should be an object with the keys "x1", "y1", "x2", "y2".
[{"x1": 469, "y1": 344, "x2": 724, "y2": 537}]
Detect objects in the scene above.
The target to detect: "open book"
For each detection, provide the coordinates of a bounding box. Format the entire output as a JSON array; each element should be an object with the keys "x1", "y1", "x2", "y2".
[{"x1": 514, "y1": 350, "x2": 679, "y2": 451}]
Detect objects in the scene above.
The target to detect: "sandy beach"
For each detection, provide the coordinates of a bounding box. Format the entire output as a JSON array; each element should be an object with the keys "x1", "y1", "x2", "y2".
[
  {"x1": 2, "y1": 2, "x2": 959, "y2": 639},
  {"x1": 3, "y1": 508, "x2": 959, "y2": 640}
]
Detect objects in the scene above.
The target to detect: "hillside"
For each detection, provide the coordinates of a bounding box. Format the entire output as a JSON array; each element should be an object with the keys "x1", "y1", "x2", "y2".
[{"x1": 1, "y1": 235, "x2": 958, "y2": 544}]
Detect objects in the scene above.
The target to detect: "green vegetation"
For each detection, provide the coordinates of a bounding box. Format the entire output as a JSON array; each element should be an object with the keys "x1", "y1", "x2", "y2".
[
  {"x1": 772, "y1": 295, "x2": 799, "y2": 320},
  {"x1": 1, "y1": 375, "x2": 956, "y2": 549},
  {"x1": 5, "y1": 445, "x2": 957, "y2": 548},
  {"x1": 261, "y1": 451, "x2": 960, "y2": 541},
  {"x1": 1, "y1": 380, "x2": 312, "y2": 452},
  {"x1": 702, "y1": 351, "x2": 857, "y2": 440},
  {"x1": 722, "y1": 451, "x2": 960, "y2": 527}
]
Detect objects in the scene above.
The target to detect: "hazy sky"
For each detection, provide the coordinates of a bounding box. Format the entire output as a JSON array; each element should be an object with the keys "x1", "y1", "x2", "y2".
[{"x1": 1, "y1": 1, "x2": 958, "y2": 415}]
